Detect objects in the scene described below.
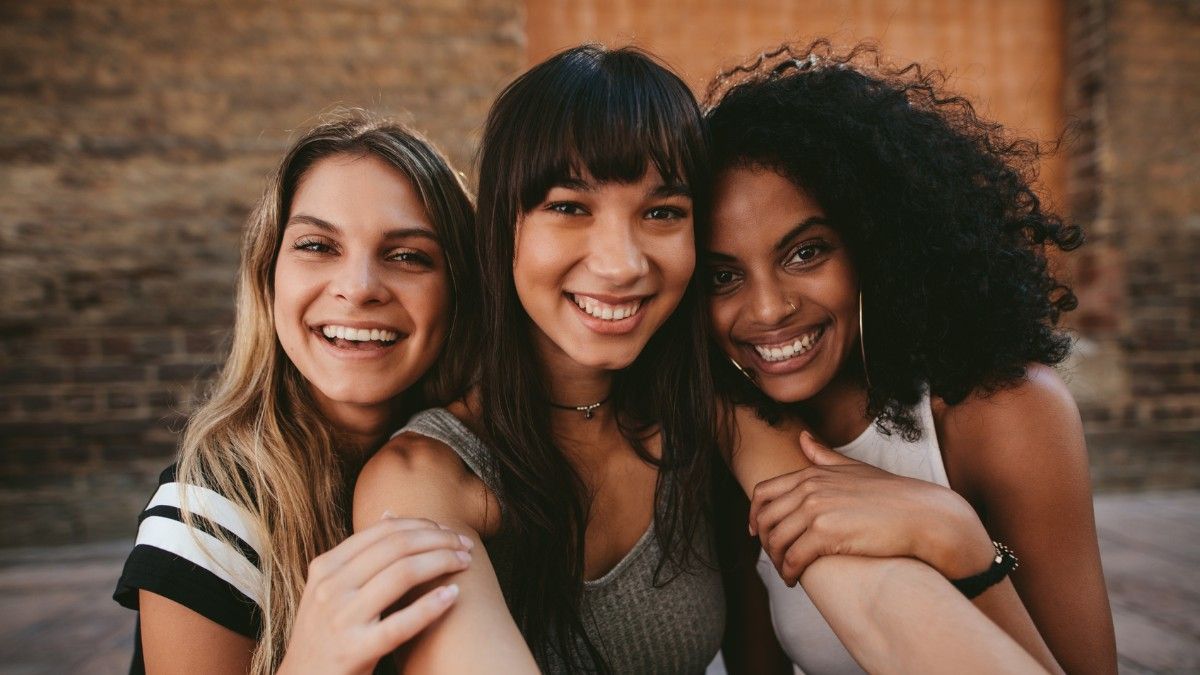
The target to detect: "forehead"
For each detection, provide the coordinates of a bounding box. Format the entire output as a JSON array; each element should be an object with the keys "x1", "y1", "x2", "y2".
[
  {"x1": 290, "y1": 154, "x2": 432, "y2": 231},
  {"x1": 709, "y1": 167, "x2": 825, "y2": 249}
]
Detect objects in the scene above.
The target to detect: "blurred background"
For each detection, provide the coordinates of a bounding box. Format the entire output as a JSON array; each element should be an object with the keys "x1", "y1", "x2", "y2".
[{"x1": 1, "y1": 1, "x2": 1197, "y2": 672}]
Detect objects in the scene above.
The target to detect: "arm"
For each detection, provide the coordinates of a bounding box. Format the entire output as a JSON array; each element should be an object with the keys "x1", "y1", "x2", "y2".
[
  {"x1": 938, "y1": 364, "x2": 1117, "y2": 674},
  {"x1": 140, "y1": 517, "x2": 470, "y2": 675},
  {"x1": 749, "y1": 432, "x2": 1060, "y2": 672},
  {"x1": 140, "y1": 592, "x2": 254, "y2": 673},
  {"x1": 353, "y1": 433, "x2": 540, "y2": 674},
  {"x1": 728, "y1": 406, "x2": 1051, "y2": 674}
]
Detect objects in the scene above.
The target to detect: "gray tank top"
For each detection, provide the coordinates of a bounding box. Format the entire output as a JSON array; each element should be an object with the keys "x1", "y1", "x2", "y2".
[{"x1": 396, "y1": 407, "x2": 724, "y2": 674}]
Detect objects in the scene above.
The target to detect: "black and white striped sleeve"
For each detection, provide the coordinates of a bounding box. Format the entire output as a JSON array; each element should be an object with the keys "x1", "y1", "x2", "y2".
[{"x1": 113, "y1": 465, "x2": 264, "y2": 639}]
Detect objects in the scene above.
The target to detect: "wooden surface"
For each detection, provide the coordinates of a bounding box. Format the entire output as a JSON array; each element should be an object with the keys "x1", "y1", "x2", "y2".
[{"x1": 1, "y1": 492, "x2": 1196, "y2": 674}]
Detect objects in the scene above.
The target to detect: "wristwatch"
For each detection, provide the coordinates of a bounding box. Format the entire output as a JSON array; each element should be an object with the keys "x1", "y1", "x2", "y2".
[{"x1": 950, "y1": 540, "x2": 1019, "y2": 599}]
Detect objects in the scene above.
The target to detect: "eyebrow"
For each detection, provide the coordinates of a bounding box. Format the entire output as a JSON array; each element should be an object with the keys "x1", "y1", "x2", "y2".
[
  {"x1": 285, "y1": 214, "x2": 440, "y2": 242},
  {"x1": 706, "y1": 216, "x2": 831, "y2": 262},
  {"x1": 772, "y1": 216, "x2": 830, "y2": 252}
]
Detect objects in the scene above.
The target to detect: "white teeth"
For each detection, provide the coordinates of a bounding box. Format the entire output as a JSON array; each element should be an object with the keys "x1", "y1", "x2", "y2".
[
  {"x1": 321, "y1": 325, "x2": 399, "y2": 343},
  {"x1": 752, "y1": 327, "x2": 825, "y2": 363},
  {"x1": 572, "y1": 295, "x2": 642, "y2": 322}
]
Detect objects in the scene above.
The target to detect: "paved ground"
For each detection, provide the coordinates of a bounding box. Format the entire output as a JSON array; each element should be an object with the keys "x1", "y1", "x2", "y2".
[{"x1": 1, "y1": 492, "x2": 1197, "y2": 674}]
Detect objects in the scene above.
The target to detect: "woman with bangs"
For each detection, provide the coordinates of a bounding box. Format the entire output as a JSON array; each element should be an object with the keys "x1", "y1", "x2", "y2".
[
  {"x1": 355, "y1": 45, "x2": 1061, "y2": 675},
  {"x1": 355, "y1": 45, "x2": 723, "y2": 673},
  {"x1": 704, "y1": 41, "x2": 1115, "y2": 674}
]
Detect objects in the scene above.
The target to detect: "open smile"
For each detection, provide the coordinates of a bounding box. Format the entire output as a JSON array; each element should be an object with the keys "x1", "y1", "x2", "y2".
[
  {"x1": 566, "y1": 292, "x2": 651, "y2": 335},
  {"x1": 311, "y1": 322, "x2": 405, "y2": 355},
  {"x1": 741, "y1": 323, "x2": 828, "y2": 374}
]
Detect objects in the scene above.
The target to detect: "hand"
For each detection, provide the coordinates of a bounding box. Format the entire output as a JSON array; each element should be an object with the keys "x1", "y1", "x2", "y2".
[
  {"x1": 277, "y1": 515, "x2": 473, "y2": 675},
  {"x1": 749, "y1": 431, "x2": 994, "y2": 586}
]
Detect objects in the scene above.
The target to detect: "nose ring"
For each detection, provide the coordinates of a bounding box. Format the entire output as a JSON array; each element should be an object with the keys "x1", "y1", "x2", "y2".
[{"x1": 786, "y1": 299, "x2": 797, "y2": 312}]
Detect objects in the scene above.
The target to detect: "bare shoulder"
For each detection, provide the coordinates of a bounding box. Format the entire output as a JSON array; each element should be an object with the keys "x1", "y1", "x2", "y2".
[
  {"x1": 934, "y1": 364, "x2": 1088, "y2": 494},
  {"x1": 936, "y1": 364, "x2": 1081, "y2": 436},
  {"x1": 354, "y1": 429, "x2": 499, "y2": 536}
]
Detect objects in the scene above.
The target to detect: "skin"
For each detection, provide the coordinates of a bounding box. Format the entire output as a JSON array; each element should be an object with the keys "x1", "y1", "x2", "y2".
[
  {"x1": 140, "y1": 154, "x2": 472, "y2": 675},
  {"x1": 709, "y1": 165, "x2": 1115, "y2": 673}
]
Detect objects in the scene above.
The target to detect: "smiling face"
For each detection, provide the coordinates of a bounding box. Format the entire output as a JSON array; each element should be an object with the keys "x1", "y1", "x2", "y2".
[
  {"x1": 707, "y1": 166, "x2": 859, "y2": 404},
  {"x1": 273, "y1": 153, "x2": 449, "y2": 422},
  {"x1": 513, "y1": 168, "x2": 696, "y2": 372}
]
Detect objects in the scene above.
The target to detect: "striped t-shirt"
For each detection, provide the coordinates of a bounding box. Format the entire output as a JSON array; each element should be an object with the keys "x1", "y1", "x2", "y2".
[{"x1": 113, "y1": 464, "x2": 265, "y2": 672}]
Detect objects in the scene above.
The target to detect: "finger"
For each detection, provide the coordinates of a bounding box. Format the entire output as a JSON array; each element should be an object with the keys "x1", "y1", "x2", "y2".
[
  {"x1": 357, "y1": 548, "x2": 471, "y2": 619},
  {"x1": 340, "y1": 527, "x2": 472, "y2": 591},
  {"x1": 754, "y1": 488, "x2": 813, "y2": 553},
  {"x1": 366, "y1": 584, "x2": 459, "y2": 658},
  {"x1": 311, "y1": 517, "x2": 445, "y2": 577},
  {"x1": 761, "y1": 507, "x2": 814, "y2": 572},
  {"x1": 748, "y1": 470, "x2": 812, "y2": 535},
  {"x1": 753, "y1": 473, "x2": 827, "y2": 541},
  {"x1": 780, "y1": 534, "x2": 826, "y2": 586},
  {"x1": 800, "y1": 431, "x2": 856, "y2": 466}
]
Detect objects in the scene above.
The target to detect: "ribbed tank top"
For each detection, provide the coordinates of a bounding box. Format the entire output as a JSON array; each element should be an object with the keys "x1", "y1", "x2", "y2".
[
  {"x1": 757, "y1": 391, "x2": 949, "y2": 674},
  {"x1": 395, "y1": 407, "x2": 725, "y2": 674}
]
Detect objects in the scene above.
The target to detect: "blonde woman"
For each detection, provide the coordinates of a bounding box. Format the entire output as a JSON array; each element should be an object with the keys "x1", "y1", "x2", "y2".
[{"x1": 113, "y1": 113, "x2": 480, "y2": 675}]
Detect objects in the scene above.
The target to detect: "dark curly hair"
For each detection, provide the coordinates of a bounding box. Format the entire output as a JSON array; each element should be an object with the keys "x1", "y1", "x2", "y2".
[{"x1": 704, "y1": 40, "x2": 1082, "y2": 440}]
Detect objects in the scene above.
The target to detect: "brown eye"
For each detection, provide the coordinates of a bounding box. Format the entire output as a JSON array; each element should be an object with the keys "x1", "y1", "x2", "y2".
[
  {"x1": 710, "y1": 268, "x2": 740, "y2": 289},
  {"x1": 788, "y1": 241, "x2": 831, "y2": 266}
]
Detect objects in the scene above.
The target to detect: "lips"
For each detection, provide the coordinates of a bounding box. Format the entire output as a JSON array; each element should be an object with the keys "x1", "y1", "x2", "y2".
[
  {"x1": 565, "y1": 292, "x2": 652, "y2": 335},
  {"x1": 749, "y1": 324, "x2": 826, "y2": 362},
  {"x1": 311, "y1": 322, "x2": 405, "y2": 353},
  {"x1": 740, "y1": 322, "x2": 828, "y2": 373}
]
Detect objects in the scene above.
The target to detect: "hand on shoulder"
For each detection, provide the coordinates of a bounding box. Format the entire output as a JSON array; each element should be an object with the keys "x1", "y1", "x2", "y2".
[{"x1": 277, "y1": 516, "x2": 471, "y2": 675}]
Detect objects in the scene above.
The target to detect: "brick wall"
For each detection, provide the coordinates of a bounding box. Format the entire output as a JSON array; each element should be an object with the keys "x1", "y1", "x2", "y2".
[
  {"x1": 1064, "y1": 0, "x2": 1200, "y2": 490},
  {"x1": 2, "y1": 1, "x2": 1197, "y2": 548},
  {"x1": 0, "y1": 0, "x2": 523, "y2": 546}
]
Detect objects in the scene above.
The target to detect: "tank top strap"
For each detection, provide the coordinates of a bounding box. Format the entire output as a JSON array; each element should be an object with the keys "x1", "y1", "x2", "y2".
[
  {"x1": 393, "y1": 408, "x2": 504, "y2": 502},
  {"x1": 916, "y1": 389, "x2": 951, "y2": 485}
]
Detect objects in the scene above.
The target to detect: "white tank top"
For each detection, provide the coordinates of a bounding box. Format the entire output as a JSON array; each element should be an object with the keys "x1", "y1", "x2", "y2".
[{"x1": 757, "y1": 391, "x2": 949, "y2": 674}]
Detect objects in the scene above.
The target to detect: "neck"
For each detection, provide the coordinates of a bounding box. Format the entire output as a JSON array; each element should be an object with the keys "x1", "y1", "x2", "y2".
[
  {"x1": 800, "y1": 367, "x2": 872, "y2": 447},
  {"x1": 536, "y1": 338, "x2": 621, "y2": 456},
  {"x1": 314, "y1": 393, "x2": 403, "y2": 459}
]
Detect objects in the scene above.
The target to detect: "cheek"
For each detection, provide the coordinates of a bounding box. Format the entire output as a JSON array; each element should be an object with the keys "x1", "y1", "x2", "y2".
[
  {"x1": 707, "y1": 300, "x2": 738, "y2": 349},
  {"x1": 271, "y1": 262, "x2": 302, "y2": 328},
  {"x1": 406, "y1": 273, "x2": 452, "y2": 343},
  {"x1": 659, "y1": 230, "x2": 696, "y2": 294}
]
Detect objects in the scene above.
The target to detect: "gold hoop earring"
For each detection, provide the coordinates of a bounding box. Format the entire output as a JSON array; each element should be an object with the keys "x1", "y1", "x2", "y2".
[
  {"x1": 858, "y1": 291, "x2": 871, "y2": 390},
  {"x1": 729, "y1": 356, "x2": 757, "y2": 385}
]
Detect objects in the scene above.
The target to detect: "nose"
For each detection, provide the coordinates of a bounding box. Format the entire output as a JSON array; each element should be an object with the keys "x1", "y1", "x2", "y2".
[
  {"x1": 747, "y1": 275, "x2": 796, "y2": 326},
  {"x1": 329, "y1": 252, "x2": 390, "y2": 306},
  {"x1": 585, "y1": 216, "x2": 649, "y2": 287}
]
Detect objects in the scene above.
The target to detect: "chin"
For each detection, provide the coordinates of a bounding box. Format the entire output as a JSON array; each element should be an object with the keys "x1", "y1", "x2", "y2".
[{"x1": 758, "y1": 379, "x2": 822, "y2": 405}]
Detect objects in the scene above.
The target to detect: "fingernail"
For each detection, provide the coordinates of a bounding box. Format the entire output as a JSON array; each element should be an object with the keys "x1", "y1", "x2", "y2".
[
  {"x1": 437, "y1": 584, "x2": 460, "y2": 602},
  {"x1": 455, "y1": 550, "x2": 472, "y2": 564},
  {"x1": 458, "y1": 534, "x2": 474, "y2": 550}
]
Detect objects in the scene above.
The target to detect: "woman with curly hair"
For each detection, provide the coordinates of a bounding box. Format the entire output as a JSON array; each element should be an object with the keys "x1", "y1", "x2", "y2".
[{"x1": 705, "y1": 41, "x2": 1116, "y2": 673}]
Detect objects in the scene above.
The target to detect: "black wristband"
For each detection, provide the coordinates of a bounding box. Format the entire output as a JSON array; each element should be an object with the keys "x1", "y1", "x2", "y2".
[{"x1": 950, "y1": 540, "x2": 1019, "y2": 599}]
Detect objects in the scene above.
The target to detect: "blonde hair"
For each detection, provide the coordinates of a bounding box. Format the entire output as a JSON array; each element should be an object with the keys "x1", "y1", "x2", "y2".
[{"x1": 176, "y1": 111, "x2": 477, "y2": 673}]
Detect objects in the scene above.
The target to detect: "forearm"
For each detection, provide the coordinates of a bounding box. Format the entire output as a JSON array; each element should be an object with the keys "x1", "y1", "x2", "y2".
[{"x1": 801, "y1": 556, "x2": 1048, "y2": 675}]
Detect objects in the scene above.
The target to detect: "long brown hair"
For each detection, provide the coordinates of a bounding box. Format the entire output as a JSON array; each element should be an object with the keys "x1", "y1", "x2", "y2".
[
  {"x1": 176, "y1": 110, "x2": 477, "y2": 674},
  {"x1": 474, "y1": 45, "x2": 717, "y2": 672}
]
